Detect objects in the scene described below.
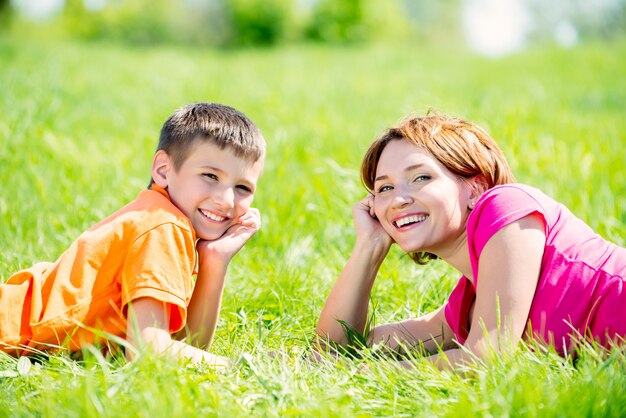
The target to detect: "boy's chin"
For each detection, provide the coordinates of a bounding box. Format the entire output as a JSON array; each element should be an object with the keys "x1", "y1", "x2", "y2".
[{"x1": 196, "y1": 228, "x2": 228, "y2": 241}]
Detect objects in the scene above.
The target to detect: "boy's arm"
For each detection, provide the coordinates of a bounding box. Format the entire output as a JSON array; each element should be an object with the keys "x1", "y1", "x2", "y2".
[
  {"x1": 177, "y1": 208, "x2": 261, "y2": 349},
  {"x1": 126, "y1": 297, "x2": 230, "y2": 367},
  {"x1": 177, "y1": 256, "x2": 227, "y2": 349}
]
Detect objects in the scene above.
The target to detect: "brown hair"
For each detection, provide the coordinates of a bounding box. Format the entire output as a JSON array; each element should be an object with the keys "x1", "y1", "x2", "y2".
[
  {"x1": 361, "y1": 114, "x2": 515, "y2": 264},
  {"x1": 151, "y1": 103, "x2": 265, "y2": 185}
]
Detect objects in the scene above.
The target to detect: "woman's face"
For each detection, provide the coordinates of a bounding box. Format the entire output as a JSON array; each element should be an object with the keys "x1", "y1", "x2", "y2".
[{"x1": 372, "y1": 139, "x2": 474, "y2": 258}]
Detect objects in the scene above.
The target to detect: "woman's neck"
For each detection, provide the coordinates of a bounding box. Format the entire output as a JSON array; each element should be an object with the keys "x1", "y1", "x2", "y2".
[{"x1": 436, "y1": 234, "x2": 473, "y2": 279}]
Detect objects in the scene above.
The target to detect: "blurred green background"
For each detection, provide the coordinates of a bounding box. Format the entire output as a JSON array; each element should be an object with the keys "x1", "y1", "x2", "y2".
[{"x1": 2, "y1": 0, "x2": 625, "y2": 50}]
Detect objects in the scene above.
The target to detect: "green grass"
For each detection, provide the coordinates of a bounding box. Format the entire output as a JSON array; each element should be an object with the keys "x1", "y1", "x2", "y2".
[{"x1": 1, "y1": 35, "x2": 626, "y2": 416}]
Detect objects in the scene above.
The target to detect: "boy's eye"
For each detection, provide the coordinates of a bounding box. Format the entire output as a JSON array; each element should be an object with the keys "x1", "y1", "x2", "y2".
[
  {"x1": 203, "y1": 173, "x2": 218, "y2": 180},
  {"x1": 236, "y1": 185, "x2": 253, "y2": 194}
]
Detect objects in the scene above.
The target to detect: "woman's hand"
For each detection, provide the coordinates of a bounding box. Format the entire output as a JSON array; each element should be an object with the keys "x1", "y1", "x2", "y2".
[{"x1": 353, "y1": 195, "x2": 393, "y2": 257}]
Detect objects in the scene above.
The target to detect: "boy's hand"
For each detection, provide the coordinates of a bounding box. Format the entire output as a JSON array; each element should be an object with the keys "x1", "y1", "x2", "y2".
[{"x1": 197, "y1": 208, "x2": 261, "y2": 264}]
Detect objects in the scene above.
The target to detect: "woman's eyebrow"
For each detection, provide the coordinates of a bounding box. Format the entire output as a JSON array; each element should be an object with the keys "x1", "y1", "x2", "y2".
[{"x1": 374, "y1": 163, "x2": 426, "y2": 183}]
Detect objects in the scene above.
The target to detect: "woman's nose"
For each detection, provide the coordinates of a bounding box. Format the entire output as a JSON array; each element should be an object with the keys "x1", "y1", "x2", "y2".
[{"x1": 391, "y1": 184, "x2": 414, "y2": 208}]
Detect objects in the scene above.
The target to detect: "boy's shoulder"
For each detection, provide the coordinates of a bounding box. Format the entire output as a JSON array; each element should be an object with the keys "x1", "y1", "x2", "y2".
[{"x1": 89, "y1": 185, "x2": 195, "y2": 240}]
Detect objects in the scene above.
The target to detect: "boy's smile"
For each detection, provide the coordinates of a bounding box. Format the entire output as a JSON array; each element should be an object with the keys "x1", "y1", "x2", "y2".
[{"x1": 153, "y1": 140, "x2": 263, "y2": 241}]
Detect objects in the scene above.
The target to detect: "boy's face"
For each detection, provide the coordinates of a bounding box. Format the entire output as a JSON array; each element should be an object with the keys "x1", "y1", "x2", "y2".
[{"x1": 153, "y1": 140, "x2": 263, "y2": 241}]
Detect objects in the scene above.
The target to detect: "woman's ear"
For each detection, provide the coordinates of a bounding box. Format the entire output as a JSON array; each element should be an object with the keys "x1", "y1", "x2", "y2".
[
  {"x1": 467, "y1": 175, "x2": 489, "y2": 210},
  {"x1": 151, "y1": 150, "x2": 172, "y2": 189},
  {"x1": 470, "y1": 174, "x2": 489, "y2": 198}
]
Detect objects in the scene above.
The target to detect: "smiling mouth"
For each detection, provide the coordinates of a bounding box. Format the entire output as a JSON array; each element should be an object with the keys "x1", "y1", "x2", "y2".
[
  {"x1": 394, "y1": 214, "x2": 428, "y2": 228},
  {"x1": 199, "y1": 209, "x2": 228, "y2": 223}
]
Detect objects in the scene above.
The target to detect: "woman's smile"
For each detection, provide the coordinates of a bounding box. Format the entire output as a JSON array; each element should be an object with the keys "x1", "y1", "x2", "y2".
[
  {"x1": 373, "y1": 139, "x2": 473, "y2": 257},
  {"x1": 392, "y1": 212, "x2": 429, "y2": 229}
]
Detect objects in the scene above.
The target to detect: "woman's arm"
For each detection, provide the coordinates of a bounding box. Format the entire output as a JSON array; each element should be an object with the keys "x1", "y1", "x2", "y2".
[
  {"x1": 461, "y1": 213, "x2": 545, "y2": 358},
  {"x1": 126, "y1": 297, "x2": 230, "y2": 367},
  {"x1": 316, "y1": 195, "x2": 393, "y2": 346},
  {"x1": 392, "y1": 214, "x2": 546, "y2": 369},
  {"x1": 370, "y1": 305, "x2": 456, "y2": 355},
  {"x1": 316, "y1": 240, "x2": 389, "y2": 345}
]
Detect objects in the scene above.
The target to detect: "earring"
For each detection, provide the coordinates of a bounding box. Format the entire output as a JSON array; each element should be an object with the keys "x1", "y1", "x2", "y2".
[{"x1": 468, "y1": 200, "x2": 475, "y2": 210}]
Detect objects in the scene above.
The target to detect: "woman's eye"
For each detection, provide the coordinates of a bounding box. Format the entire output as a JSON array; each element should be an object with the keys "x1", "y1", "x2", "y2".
[
  {"x1": 203, "y1": 173, "x2": 218, "y2": 180},
  {"x1": 377, "y1": 185, "x2": 393, "y2": 193},
  {"x1": 413, "y1": 175, "x2": 431, "y2": 182}
]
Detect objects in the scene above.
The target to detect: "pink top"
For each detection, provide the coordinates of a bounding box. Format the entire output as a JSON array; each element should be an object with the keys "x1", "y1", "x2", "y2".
[{"x1": 444, "y1": 184, "x2": 626, "y2": 354}]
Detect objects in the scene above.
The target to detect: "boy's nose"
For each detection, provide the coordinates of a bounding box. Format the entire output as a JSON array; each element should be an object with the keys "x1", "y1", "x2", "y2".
[{"x1": 213, "y1": 187, "x2": 235, "y2": 210}]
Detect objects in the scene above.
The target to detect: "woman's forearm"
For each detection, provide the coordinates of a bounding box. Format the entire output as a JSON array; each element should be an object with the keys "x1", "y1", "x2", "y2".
[
  {"x1": 393, "y1": 347, "x2": 471, "y2": 371},
  {"x1": 316, "y1": 241, "x2": 388, "y2": 345}
]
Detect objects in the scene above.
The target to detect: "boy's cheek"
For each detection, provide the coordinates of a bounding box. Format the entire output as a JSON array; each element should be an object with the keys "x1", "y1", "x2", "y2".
[{"x1": 239, "y1": 195, "x2": 255, "y2": 211}]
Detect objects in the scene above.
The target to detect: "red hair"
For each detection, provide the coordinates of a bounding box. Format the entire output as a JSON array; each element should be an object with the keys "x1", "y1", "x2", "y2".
[{"x1": 361, "y1": 114, "x2": 515, "y2": 264}]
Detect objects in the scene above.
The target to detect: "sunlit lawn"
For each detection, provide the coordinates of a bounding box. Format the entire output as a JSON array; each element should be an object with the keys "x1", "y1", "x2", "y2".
[{"x1": 1, "y1": 36, "x2": 625, "y2": 417}]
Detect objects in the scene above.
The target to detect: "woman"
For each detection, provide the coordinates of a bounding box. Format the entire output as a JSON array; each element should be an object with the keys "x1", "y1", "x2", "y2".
[{"x1": 316, "y1": 114, "x2": 626, "y2": 368}]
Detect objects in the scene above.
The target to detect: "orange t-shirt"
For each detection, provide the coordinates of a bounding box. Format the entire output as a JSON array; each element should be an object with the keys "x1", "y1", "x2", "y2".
[{"x1": 0, "y1": 185, "x2": 197, "y2": 354}]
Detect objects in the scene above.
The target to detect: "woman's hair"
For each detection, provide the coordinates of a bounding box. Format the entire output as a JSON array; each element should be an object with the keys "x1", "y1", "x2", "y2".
[{"x1": 361, "y1": 114, "x2": 516, "y2": 264}]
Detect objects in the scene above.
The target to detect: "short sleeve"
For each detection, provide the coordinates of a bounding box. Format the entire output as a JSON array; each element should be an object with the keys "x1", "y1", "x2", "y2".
[
  {"x1": 121, "y1": 223, "x2": 196, "y2": 333},
  {"x1": 447, "y1": 185, "x2": 549, "y2": 343},
  {"x1": 468, "y1": 185, "x2": 548, "y2": 266}
]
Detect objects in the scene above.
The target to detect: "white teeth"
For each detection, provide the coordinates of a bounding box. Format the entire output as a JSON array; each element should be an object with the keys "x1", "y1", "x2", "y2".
[
  {"x1": 395, "y1": 214, "x2": 428, "y2": 227},
  {"x1": 200, "y1": 209, "x2": 226, "y2": 222}
]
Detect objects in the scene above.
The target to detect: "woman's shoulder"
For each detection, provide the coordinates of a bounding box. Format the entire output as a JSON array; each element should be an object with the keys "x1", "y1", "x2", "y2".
[
  {"x1": 476, "y1": 183, "x2": 569, "y2": 222},
  {"x1": 467, "y1": 183, "x2": 558, "y2": 257},
  {"x1": 480, "y1": 183, "x2": 549, "y2": 204},
  {"x1": 473, "y1": 183, "x2": 554, "y2": 222}
]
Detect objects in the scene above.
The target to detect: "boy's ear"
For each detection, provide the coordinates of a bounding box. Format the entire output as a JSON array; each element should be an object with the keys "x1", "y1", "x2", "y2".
[{"x1": 151, "y1": 150, "x2": 172, "y2": 188}]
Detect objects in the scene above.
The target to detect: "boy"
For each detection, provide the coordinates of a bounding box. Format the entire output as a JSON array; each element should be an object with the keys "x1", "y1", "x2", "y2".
[{"x1": 0, "y1": 103, "x2": 265, "y2": 367}]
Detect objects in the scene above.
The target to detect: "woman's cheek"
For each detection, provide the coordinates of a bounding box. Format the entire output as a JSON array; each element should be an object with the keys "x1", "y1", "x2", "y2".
[{"x1": 373, "y1": 202, "x2": 388, "y2": 226}]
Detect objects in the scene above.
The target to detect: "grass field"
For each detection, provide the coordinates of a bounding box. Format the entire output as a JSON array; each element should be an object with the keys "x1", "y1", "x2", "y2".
[{"x1": 1, "y1": 35, "x2": 625, "y2": 417}]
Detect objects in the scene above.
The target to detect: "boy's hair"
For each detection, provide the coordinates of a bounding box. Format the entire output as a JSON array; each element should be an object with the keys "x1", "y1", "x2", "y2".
[
  {"x1": 360, "y1": 113, "x2": 515, "y2": 264},
  {"x1": 152, "y1": 102, "x2": 265, "y2": 183}
]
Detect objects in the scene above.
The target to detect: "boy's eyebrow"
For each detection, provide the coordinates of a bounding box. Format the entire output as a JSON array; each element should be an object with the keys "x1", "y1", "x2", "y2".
[
  {"x1": 200, "y1": 165, "x2": 224, "y2": 172},
  {"x1": 374, "y1": 163, "x2": 426, "y2": 183}
]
